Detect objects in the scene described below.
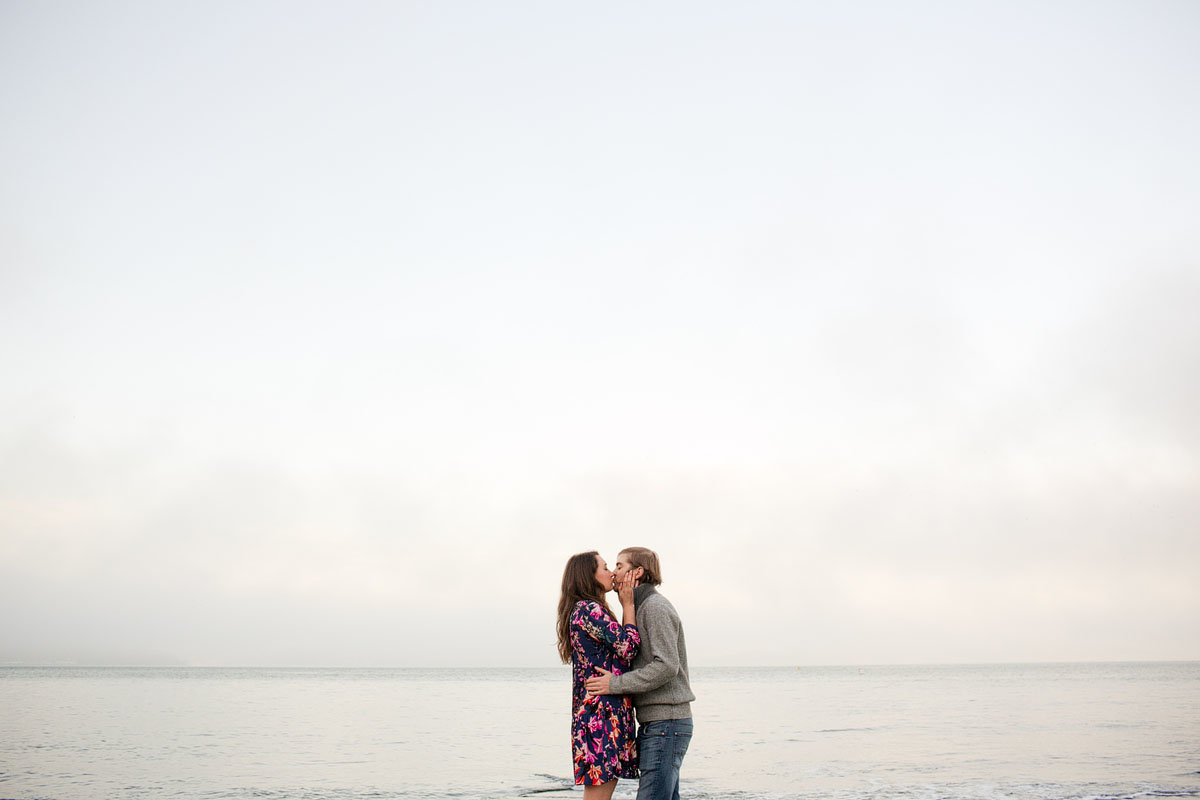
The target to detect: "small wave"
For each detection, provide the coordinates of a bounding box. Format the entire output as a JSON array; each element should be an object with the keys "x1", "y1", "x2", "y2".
[
  {"x1": 619, "y1": 783, "x2": 1200, "y2": 800},
  {"x1": 815, "y1": 727, "x2": 879, "y2": 733},
  {"x1": 517, "y1": 774, "x2": 576, "y2": 797}
]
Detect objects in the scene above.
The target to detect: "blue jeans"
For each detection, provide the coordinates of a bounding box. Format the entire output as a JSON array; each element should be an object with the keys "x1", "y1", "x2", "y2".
[{"x1": 636, "y1": 718, "x2": 693, "y2": 800}]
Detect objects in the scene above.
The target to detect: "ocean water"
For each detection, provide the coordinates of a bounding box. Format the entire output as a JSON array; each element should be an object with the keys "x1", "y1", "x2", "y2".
[{"x1": 2, "y1": 662, "x2": 1198, "y2": 800}]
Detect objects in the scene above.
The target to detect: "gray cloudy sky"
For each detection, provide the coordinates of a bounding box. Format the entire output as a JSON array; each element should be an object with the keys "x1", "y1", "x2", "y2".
[{"x1": 2, "y1": 1, "x2": 1198, "y2": 667}]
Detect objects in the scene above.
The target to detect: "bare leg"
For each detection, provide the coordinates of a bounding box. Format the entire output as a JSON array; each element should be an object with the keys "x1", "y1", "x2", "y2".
[{"x1": 582, "y1": 779, "x2": 617, "y2": 800}]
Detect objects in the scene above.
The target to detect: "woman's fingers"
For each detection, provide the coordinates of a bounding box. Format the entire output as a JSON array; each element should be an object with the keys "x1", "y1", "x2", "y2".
[{"x1": 618, "y1": 576, "x2": 634, "y2": 604}]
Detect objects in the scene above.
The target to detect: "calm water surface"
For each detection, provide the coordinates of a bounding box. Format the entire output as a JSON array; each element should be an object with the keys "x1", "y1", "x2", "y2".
[{"x1": 2, "y1": 663, "x2": 1198, "y2": 800}]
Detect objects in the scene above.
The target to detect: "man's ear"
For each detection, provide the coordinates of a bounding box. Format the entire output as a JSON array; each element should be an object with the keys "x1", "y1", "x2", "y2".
[{"x1": 633, "y1": 566, "x2": 645, "y2": 580}]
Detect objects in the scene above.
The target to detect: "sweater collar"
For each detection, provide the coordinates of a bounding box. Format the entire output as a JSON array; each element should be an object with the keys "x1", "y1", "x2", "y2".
[{"x1": 633, "y1": 583, "x2": 658, "y2": 611}]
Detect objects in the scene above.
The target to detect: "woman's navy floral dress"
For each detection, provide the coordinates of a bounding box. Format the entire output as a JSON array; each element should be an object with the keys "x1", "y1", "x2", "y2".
[{"x1": 570, "y1": 600, "x2": 641, "y2": 785}]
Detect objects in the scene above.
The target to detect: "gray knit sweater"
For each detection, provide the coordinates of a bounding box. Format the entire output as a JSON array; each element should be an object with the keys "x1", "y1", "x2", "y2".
[{"x1": 609, "y1": 585, "x2": 694, "y2": 722}]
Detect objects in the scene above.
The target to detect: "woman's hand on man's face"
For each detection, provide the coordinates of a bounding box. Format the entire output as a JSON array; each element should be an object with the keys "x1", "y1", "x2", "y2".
[{"x1": 617, "y1": 570, "x2": 639, "y2": 605}]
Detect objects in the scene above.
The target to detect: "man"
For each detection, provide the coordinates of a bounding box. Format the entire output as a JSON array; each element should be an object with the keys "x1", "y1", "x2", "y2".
[{"x1": 586, "y1": 546, "x2": 694, "y2": 800}]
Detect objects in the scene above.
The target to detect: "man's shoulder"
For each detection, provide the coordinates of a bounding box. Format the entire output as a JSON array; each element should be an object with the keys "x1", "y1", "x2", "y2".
[
  {"x1": 643, "y1": 590, "x2": 669, "y2": 605},
  {"x1": 642, "y1": 590, "x2": 681, "y2": 619}
]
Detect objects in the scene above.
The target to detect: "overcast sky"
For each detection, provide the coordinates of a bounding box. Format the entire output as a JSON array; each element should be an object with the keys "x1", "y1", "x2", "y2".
[{"x1": 2, "y1": 0, "x2": 1197, "y2": 667}]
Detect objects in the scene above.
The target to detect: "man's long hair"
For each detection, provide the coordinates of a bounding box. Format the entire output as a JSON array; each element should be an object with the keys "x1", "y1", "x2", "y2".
[
  {"x1": 619, "y1": 546, "x2": 663, "y2": 586},
  {"x1": 556, "y1": 550, "x2": 613, "y2": 664}
]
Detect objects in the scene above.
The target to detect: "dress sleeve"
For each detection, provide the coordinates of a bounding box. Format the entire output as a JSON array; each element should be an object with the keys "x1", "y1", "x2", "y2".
[{"x1": 573, "y1": 602, "x2": 640, "y2": 663}]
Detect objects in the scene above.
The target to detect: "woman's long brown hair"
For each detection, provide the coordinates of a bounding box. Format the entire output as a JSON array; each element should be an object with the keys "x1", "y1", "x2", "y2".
[{"x1": 556, "y1": 550, "x2": 614, "y2": 663}]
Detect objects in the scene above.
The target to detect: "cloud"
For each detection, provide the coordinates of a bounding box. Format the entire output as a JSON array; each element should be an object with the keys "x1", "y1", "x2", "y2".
[{"x1": 2, "y1": 1, "x2": 1198, "y2": 667}]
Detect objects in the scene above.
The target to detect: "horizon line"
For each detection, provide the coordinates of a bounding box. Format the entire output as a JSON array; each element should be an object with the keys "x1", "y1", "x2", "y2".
[{"x1": 3, "y1": 658, "x2": 1198, "y2": 669}]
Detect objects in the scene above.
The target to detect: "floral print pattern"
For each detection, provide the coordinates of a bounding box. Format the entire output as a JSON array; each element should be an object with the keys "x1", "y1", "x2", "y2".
[{"x1": 570, "y1": 600, "x2": 640, "y2": 785}]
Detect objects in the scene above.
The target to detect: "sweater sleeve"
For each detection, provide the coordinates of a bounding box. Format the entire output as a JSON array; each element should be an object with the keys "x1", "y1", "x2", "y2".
[
  {"x1": 574, "y1": 602, "x2": 641, "y2": 663},
  {"x1": 608, "y1": 600, "x2": 680, "y2": 695}
]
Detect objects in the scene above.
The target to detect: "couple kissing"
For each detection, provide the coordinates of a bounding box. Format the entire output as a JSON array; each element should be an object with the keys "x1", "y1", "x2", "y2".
[{"x1": 556, "y1": 547, "x2": 695, "y2": 800}]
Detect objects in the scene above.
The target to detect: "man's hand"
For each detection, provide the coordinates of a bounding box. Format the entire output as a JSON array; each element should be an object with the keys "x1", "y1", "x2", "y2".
[{"x1": 584, "y1": 666, "x2": 613, "y2": 696}]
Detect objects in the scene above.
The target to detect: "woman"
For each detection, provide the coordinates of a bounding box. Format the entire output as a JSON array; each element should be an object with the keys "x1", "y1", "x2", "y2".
[{"x1": 557, "y1": 551, "x2": 640, "y2": 800}]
